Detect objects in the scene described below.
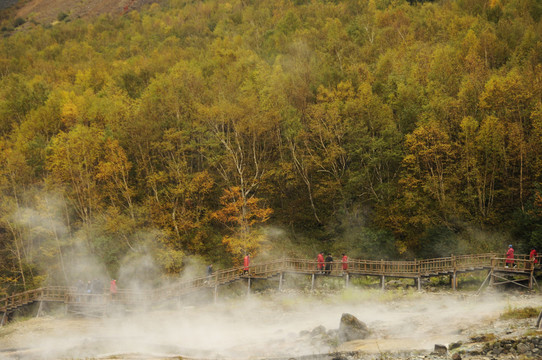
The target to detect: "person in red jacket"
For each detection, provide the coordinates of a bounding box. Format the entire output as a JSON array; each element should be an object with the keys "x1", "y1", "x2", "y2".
[
  {"x1": 342, "y1": 253, "x2": 348, "y2": 273},
  {"x1": 317, "y1": 252, "x2": 325, "y2": 273},
  {"x1": 109, "y1": 279, "x2": 117, "y2": 299},
  {"x1": 506, "y1": 245, "x2": 515, "y2": 268},
  {"x1": 243, "y1": 253, "x2": 250, "y2": 274},
  {"x1": 530, "y1": 247, "x2": 538, "y2": 268}
]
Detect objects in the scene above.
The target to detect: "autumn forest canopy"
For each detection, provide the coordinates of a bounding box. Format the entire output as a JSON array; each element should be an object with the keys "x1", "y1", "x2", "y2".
[{"x1": 1, "y1": 0, "x2": 542, "y2": 293}]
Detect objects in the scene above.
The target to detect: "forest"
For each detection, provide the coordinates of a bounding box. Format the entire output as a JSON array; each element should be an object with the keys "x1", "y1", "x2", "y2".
[{"x1": 1, "y1": 0, "x2": 542, "y2": 294}]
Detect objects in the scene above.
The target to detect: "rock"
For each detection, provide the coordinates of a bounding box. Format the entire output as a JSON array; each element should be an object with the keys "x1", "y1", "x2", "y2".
[
  {"x1": 518, "y1": 342, "x2": 530, "y2": 354},
  {"x1": 449, "y1": 341, "x2": 462, "y2": 350},
  {"x1": 311, "y1": 325, "x2": 327, "y2": 336},
  {"x1": 451, "y1": 353, "x2": 462, "y2": 360},
  {"x1": 433, "y1": 344, "x2": 447, "y2": 355},
  {"x1": 338, "y1": 313, "x2": 369, "y2": 343}
]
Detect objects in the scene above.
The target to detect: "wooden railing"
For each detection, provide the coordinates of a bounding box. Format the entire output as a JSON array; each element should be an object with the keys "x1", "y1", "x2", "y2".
[
  {"x1": 0, "y1": 286, "x2": 69, "y2": 312},
  {"x1": 491, "y1": 255, "x2": 536, "y2": 272},
  {"x1": 1, "y1": 253, "x2": 540, "y2": 313}
]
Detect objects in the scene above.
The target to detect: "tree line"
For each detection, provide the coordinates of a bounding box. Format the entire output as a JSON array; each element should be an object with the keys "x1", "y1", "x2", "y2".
[{"x1": 1, "y1": 0, "x2": 542, "y2": 294}]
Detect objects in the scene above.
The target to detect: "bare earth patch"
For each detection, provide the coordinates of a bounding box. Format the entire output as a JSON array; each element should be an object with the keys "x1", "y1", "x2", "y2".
[{"x1": 14, "y1": 0, "x2": 156, "y2": 24}]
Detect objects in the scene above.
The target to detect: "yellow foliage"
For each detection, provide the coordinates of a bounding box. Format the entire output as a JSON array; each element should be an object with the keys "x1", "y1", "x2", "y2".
[
  {"x1": 213, "y1": 187, "x2": 273, "y2": 256},
  {"x1": 221, "y1": 231, "x2": 269, "y2": 258},
  {"x1": 61, "y1": 102, "x2": 78, "y2": 128}
]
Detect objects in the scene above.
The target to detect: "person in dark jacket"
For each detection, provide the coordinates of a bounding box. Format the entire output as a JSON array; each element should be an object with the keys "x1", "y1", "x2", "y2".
[
  {"x1": 325, "y1": 253, "x2": 333, "y2": 275},
  {"x1": 207, "y1": 264, "x2": 213, "y2": 276}
]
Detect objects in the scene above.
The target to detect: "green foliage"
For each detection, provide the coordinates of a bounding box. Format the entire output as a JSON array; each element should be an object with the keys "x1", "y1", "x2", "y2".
[
  {"x1": 12, "y1": 17, "x2": 24, "y2": 28},
  {"x1": 57, "y1": 12, "x2": 68, "y2": 22},
  {"x1": 500, "y1": 306, "x2": 541, "y2": 320}
]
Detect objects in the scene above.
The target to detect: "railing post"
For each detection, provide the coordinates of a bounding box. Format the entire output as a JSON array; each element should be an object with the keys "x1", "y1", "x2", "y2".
[
  {"x1": 489, "y1": 258, "x2": 494, "y2": 286},
  {"x1": 415, "y1": 259, "x2": 421, "y2": 291},
  {"x1": 0, "y1": 311, "x2": 6, "y2": 327},
  {"x1": 452, "y1": 254, "x2": 457, "y2": 291},
  {"x1": 529, "y1": 269, "x2": 534, "y2": 290}
]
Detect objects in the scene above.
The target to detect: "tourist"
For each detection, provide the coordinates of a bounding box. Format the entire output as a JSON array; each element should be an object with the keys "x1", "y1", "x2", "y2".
[
  {"x1": 506, "y1": 245, "x2": 515, "y2": 268},
  {"x1": 342, "y1": 253, "x2": 348, "y2": 274},
  {"x1": 110, "y1": 279, "x2": 117, "y2": 299},
  {"x1": 76, "y1": 279, "x2": 85, "y2": 302},
  {"x1": 325, "y1": 253, "x2": 333, "y2": 275},
  {"x1": 317, "y1": 251, "x2": 325, "y2": 273},
  {"x1": 243, "y1": 253, "x2": 250, "y2": 275},
  {"x1": 206, "y1": 264, "x2": 213, "y2": 283},
  {"x1": 530, "y1": 247, "x2": 538, "y2": 269}
]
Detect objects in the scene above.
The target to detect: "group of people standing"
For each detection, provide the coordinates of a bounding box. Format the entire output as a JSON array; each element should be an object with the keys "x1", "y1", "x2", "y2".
[
  {"x1": 505, "y1": 244, "x2": 538, "y2": 269},
  {"x1": 74, "y1": 278, "x2": 117, "y2": 299},
  {"x1": 207, "y1": 245, "x2": 539, "y2": 279},
  {"x1": 317, "y1": 252, "x2": 348, "y2": 274},
  {"x1": 206, "y1": 252, "x2": 349, "y2": 277}
]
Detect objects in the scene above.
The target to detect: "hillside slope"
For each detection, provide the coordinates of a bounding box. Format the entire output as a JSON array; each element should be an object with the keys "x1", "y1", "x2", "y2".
[{"x1": 13, "y1": 0, "x2": 156, "y2": 23}]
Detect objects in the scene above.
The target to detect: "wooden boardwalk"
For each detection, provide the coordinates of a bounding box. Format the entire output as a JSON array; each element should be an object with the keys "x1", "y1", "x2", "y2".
[{"x1": 1, "y1": 253, "x2": 539, "y2": 323}]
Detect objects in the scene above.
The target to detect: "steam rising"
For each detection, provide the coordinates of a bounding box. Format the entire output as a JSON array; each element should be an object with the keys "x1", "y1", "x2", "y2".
[
  {"x1": 2, "y1": 195, "x2": 539, "y2": 359},
  {"x1": 1, "y1": 288, "x2": 540, "y2": 359}
]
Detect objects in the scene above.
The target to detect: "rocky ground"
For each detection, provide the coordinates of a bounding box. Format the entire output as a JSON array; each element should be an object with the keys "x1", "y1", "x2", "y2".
[{"x1": 0, "y1": 288, "x2": 541, "y2": 360}]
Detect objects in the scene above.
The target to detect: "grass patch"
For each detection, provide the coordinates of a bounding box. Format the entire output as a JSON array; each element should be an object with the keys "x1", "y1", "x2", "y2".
[
  {"x1": 470, "y1": 333, "x2": 496, "y2": 342},
  {"x1": 500, "y1": 305, "x2": 540, "y2": 320},
  {"x1": 337, "y1": 288, "x2": 421, "y2": 303}
]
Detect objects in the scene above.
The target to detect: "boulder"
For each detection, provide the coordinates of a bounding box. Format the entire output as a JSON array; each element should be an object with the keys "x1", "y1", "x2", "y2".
[
  {"x1": 449, "y1": 341, "x2": 462, "y2": 350},
  {"x1": 433, "y1": 344, "x2": 447, "y2": 355},
  {"x1": 338, "y1": 313, "x2": 369, "y2": 343},
  {"x1": 451, "y1": 353, "x2": 462, "y2": 360},
  {"x1": 311, "y1": 325, "x2": 327, "y2": 336},
  {"x1": 517, "y1": 343, "x2": 530, "y2": 354}
]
